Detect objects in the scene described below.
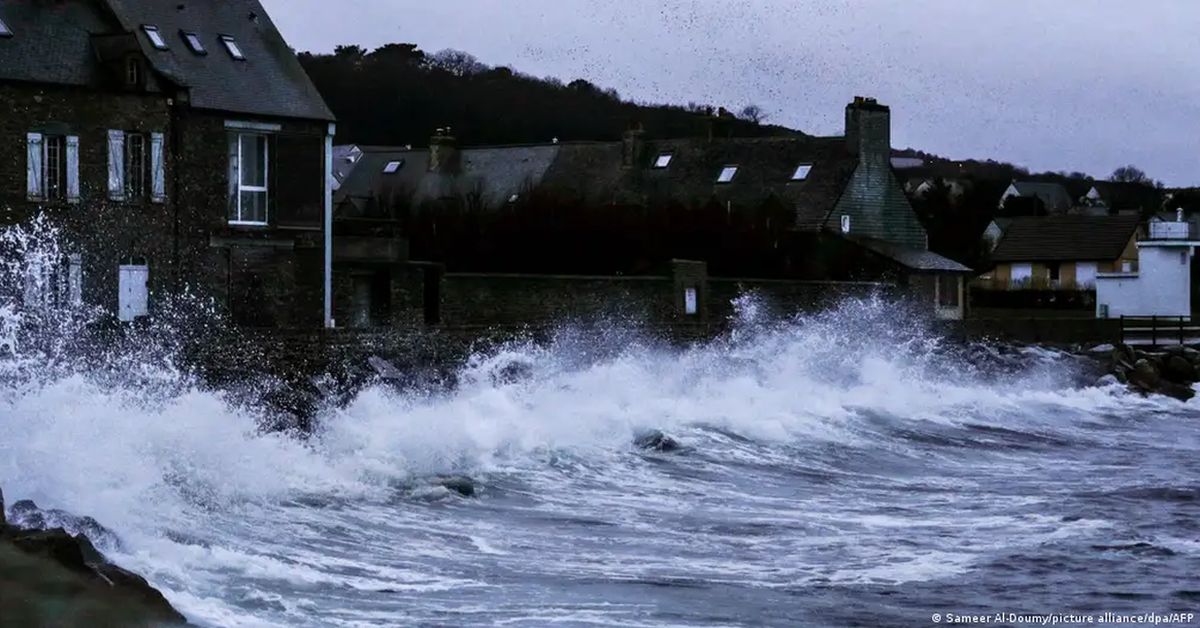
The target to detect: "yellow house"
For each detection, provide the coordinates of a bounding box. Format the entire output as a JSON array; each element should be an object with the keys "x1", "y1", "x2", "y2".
[{"x1": 978, "y1": 216, "x2": 1142, "y2": 290}]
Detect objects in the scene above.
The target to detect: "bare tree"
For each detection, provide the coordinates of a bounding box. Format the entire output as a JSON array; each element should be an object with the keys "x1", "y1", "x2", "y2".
[
  {"x1": 1110, "y1": 165, "x2": 1151, "y2": 185},
  {"x1": 738, "y1": 104, "x2": 768, "y2": 124},
  {"x1": 428, "y1": 49, "x2": 489, "y2": 77}
]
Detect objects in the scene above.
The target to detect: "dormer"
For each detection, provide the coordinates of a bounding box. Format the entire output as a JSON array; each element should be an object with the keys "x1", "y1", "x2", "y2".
[{"x1": 91, "y1": 33, "x2": 152, "y2": 92}]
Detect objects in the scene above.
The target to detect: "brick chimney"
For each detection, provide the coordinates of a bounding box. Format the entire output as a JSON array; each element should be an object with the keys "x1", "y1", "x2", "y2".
[
  {"x1": 428, "y1": 127, "x2": 459, "y2": 173},
  {"x1": 844, "y1": 96, "x2": 891, "y2": 168}
]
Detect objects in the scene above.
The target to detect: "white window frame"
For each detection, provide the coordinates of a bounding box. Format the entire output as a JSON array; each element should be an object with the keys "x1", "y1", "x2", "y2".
[
  {"x1": 0, "y1": 17, "x2": 12, "y2": 37},
  {"x1": 142, "y1": 25, "x2": 168, "y2": 50},
  {"x1": 653, "y1": 153, "x2": 672, "y2": 169},
  {"x1": 382, "y1": 160, "x2": 402, "y2": 174},
  {"x1": 220, "y1": 35, "x2": 245, "y2": 60},
  {"x1": 792, "y1": 164, "x2": 813, "y2": 181},
  {"x1": 717, "y1": 165, "x2": 738, "y2": 184},
  {"x1": 230, "y1": 133, "x2": 269, "y2": 226},
  {"x1": 840, "y1": 214, "x2": 851, "y2": 234}
]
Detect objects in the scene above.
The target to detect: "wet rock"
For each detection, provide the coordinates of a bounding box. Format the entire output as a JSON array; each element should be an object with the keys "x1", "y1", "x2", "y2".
[
  {"x1": 1111, "y1": 344, "x2": 1137, "y2": 368},
  {"x1": 7, "y1": 500, "x2": 121, "y2": 550},
  {"x1": 434, "y1": 476, "x2": 476, "y2": 498},
  {"x1": 634, "y1": 429, "x2": 681, "y2": 452},
  {"x1": 1096, "y1": 374, "x2": 1120, "y2": 387},
  {"x1": 0, "y1": 528, "x2": 186, "y2": 626},
  {"x1": 1129, "y1": 359, "x2": 1160, "y2": 391},
  {"x1": 1162, "y1": 355, "x2": 1198, "y2": 384},
  {"x1": 1155, "y1": 381, "x2": 1195, "y2": 403}
]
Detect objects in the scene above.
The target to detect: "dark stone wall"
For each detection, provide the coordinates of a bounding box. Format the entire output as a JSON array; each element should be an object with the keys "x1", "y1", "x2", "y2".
[
  {"x1": 439, "y1": 273, "x2": 676, "y2": 327},
  {"x1": 0, "y1": 83, "x2": 176, "y2": 314},
  {"x1": 708, "y1": 278, "x2": 889, "y2": 322}
]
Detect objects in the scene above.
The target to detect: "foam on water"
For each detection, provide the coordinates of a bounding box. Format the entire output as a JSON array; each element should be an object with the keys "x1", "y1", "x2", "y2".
[{"x1": 2, "y1": 217, "x2": 1197, "y2": 626}]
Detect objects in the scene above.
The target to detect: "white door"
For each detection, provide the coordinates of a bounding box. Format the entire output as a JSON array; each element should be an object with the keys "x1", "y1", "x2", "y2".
[
  {"x1": 118, "y1": 264, "x2": 149, "y2": 321},
  {"x1": 1010, "y1": 263, "x2": 1033, "y2": 287}
]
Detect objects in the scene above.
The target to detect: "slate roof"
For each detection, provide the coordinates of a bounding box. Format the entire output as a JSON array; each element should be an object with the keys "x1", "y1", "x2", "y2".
[
  {"x1": 991, "y1": 215, "x2": 1141, "y2": 263},
  {"x1": 0, "y1": 0, "x2": 332, "y2": 121},
  {"x1": 1009, "y1": 181, "x2": 1074, "y2": 211},
  {"x1": 335, "y1": 136, "x2": 861, "y2": 234},
  {"x1": 0, "y1": 0, "x2": 116, "y2": 86},
  {"x1": 1087, "y1": 181, "x2": 1162, "y2": 212},
  {"x1": 851, "y1": 237, "x2": 972, "y2": 273}
]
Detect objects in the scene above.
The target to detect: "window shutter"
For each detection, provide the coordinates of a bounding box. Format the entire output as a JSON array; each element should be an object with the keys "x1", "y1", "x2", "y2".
[
  {"x1": 227, "y1": 133, "x2": 240, "y2": 221},
  {"x1": 150, "y1": 132, "x2": 166, "y2": 203},
  {"x1": 66, "y1": 136, "x2": 80, "y2": 203},
  {"x1": 26, "y1": 133, "x2": 44, "y2": 201},
  {"x1": 107, "y1": 130, "x2": 126, "y2": 201}
]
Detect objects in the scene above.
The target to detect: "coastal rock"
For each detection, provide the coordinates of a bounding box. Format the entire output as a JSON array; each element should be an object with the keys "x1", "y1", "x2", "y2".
[
  {"x1": 1156, "y1": 381, "x2": 1196, "y2": 403},
  {"x1": 434, "y1": 476, "x2": 476, "y2": 498},
  {"x1": 634, "y1": 429, "x2": 681, "y2": 452},
  {"x1": 7, "y1": 499, "x2": 121, "y2": 550},
  {"x1": 1129, "y1": 359, "x2": 1160, "y2": 390},
  {"x1": 1110, "y1": 344, "x2": 1137, "y2": 368},
  {"x1": 1162, "y1": 356, "x2": 1198, "y2": 384},
  {"x1": 1096, "y1": 374, "x2": 1121, "y2": 387}
]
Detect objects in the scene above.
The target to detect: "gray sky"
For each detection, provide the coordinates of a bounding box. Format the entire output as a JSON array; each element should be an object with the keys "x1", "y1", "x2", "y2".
[{"x1": 263, "y1": 0, "x2": 1200, "y2": 186}]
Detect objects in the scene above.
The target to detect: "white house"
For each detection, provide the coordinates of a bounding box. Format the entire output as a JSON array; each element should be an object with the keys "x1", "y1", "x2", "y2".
[{"x1": 1096, "y1": 213, "x2": 1199, "y2": 318}]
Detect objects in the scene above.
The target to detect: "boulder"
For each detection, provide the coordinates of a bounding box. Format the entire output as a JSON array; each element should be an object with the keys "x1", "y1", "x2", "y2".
[
  {"x1": 1096, "y1": 374, "x2": 1121, "y2": 387},
  {"x1": 1162, "y1": 355, "x2": 1198, "y2": 384},
  {"x1": 1157, "y1": 381, "x2": 1196, "y2": 402},
  {"x1": 634, "y1": 429, "x2": 681, "y2": 453},
  {"x1": 433, "y1": 476, "x2": 476, "y2": 498},
  {"x1": 7, "y1": 500, "x2": 121, "y2": 550},
  {"x1": 1129, "y1": 359, "x2": 1161, "y2": 391},
  {"x1": 1111, "y1": 344, "x2": 1137, "y2": 368}
]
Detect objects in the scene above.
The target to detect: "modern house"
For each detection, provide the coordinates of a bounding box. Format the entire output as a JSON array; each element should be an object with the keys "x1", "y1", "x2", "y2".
[
  {"x1": 997, "y1": 181, "x2": 1074, "y2": 215},
  {"x1": 1096, "y1": 213, "x2": 1200, "y2": 319},
  {"x1": 981, "y1": 215, "x2": 1142, "y2": 290},
  {"x1": 0, "y1": 0, "x2": 351, "y2": 329},
  {"x1": 335, "y1": 97, "x2": 972, "y2": 321}
]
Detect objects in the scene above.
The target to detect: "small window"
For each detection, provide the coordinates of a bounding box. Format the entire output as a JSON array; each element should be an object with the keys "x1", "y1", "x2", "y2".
[
  {"x1": 684, "y1": 287, "x2": 698, "y2": 316},
  {"x1": 0, "y1": 17, "x2": 12, "y2": 38},
  {"x1": 125, "y1": 133, "x2": 147, "y2": 198},
  {"x1": 937, "y1": 276, "x2": 960, "y2": 308},
  {"x1": 220, "y1": 35, "x2": 245, "y2": 60},
  {"x1": 653, "y1": 153, "x2": 672, "y2": 169},
  {"x1": 142, "y1": 25, "x2": 168, "y2": 50},
  {"x1": 182, "y1": 31, "x2": 207, "y2": 55},
  {"x1": 1048, "y1": 263, "x2": 1061, "y2": 283},
  {"x1": 791, "y1": 164, "x2": 812, "y2": 181},
  {"x1": 42, "y1": 136, "x2": 66, "y2": 200},
  {"x1": 840, "y1": 214, "x2": 851, "y2": 234},
  {"x1": 508, "y1": 194, "x2": 520, "y2": 204},
  {"x1": 382, "y1": 160, "x2": 403, "y2": 174},
  {"x1": 717, "y1": 166, "x2": 738, "y2": 184},
  {"x1": 125, "y1": 58, "x2": 142, "y2": 86}
]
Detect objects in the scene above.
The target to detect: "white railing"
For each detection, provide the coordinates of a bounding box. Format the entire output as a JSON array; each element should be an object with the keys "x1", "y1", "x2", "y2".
[{"x1": 1148, "y1": 221, "x2": 1192, "y2": 240}]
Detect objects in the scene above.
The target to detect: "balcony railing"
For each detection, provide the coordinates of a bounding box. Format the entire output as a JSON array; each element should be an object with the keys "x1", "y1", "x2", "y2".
[{"x1": 1148, "y1": 221, "x2": 1195, "y2": 240}]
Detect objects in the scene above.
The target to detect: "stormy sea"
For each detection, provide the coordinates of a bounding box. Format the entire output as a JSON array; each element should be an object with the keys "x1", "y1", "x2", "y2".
[{"x1": 2, "y1": 220, "x2": 1198, "y2": 627}]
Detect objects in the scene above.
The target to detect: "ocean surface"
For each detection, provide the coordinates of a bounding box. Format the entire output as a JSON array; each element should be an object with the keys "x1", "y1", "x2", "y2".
[{"x1": 2, "y1": 221, "x2": 1199, "y2": 627}]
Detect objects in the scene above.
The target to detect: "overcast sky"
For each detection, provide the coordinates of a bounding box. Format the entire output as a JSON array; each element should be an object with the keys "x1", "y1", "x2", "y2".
[{"x1": 263, "y1": 0, "x2": 1200, "y2": 186}]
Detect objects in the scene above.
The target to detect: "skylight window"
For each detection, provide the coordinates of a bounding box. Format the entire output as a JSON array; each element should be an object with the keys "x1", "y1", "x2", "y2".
[
  {"x1": 182, "y1": 31, "x2": 207, "y2": 55},
  {"x1": 0, "y1": 17, "x2": 12, "y2": 38},
  {"x1": 653, "y1": 153, "x2": 673, "y2": 169},
  {"x1": 717, "y1": 166, "x2": 739, "y2": 184},
  {"x1": 142, "y1": 25, "x2": 167, "y2": 50},
  {"x1": 791, "y1": 164, "x2": 813, "y2": 181},
  {"x1": 382, "y1": 160, "x2": 403, "y2": 174},
  {"x1": 220, "y1": 35, "x2": 245, "y2": 60}
]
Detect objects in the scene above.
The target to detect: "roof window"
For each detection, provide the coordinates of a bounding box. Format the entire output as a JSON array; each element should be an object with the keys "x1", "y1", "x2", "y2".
[
  {"x1": 791, "y1": 164, "x2": 813, "y2": 181},
  {"x1": 182, "y1": 31, "x2": 207, "y2": 55},
  {"x1": 653, "y1": 153, "x2": 673, "y2": 169},
  {"x1": 382, "y1": 160, "x2": 403, "y2": 174},
  {"x1": 142, "y1": 25, "x2": 168, "y2": 50},
  {"x1": 0, "y1": 17, "x2": 12, "y2": 38},
  {"x1": 717, "y1": 166, "x2": 739, "y2": 184},
  {"x1": 220, "y1": 35, "x2": 245, "y2": 60}
]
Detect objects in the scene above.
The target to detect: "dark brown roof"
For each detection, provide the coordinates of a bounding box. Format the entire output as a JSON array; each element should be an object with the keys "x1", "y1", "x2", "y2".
[{"x1": 991, "y1": 215, "x2": 1141, "y2": 262}]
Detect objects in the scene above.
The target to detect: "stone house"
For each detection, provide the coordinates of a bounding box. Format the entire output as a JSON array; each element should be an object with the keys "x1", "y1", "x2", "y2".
[
  {"x1": 0, "y1": 0, "x2": 347, "y2": 328},
  {"x1": 335, "y1": 97, "x2": 972, "y2": 321}
]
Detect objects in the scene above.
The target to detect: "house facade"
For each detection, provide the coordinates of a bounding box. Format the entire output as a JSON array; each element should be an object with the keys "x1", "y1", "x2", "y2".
[
  {"x1": 998, "y1": 181, "x2": 1074, "y2": 215},
  {"x1": 0, "y1": 0, "x2": 340, "y2": 328},
  {"x1": 980, "y1": 216, "x2": 1142, "y2": 290},
  {"x1": 1096, "y1": 216, "x2": 1200, "y2": 319},
  {"x1": 335, "y1": 97, "x2": 972, "y2": 321}
]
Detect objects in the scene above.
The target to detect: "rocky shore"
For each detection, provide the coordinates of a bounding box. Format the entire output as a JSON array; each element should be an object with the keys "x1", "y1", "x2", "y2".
[
  {"x1": 1095, "y1": 344, "x2": 1200, "y2": 402},
  {"x1": 0, "y1": 486, "x2": 187, "y2": 628}
]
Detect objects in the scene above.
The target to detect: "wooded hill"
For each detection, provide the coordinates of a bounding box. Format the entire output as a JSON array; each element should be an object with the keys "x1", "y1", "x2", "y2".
[{"x1": 298, "y1": 44, "x2": 797, "y2": 148}]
